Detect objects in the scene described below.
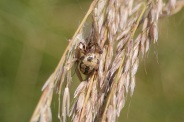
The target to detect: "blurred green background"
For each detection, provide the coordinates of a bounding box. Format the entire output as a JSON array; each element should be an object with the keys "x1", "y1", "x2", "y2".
[{"x1": 0, "y1": 0, "x2": 183, "y2": 122}]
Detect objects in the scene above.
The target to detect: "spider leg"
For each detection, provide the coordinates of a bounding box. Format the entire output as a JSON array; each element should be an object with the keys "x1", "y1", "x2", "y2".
[
  {"x1": 65, "y1": 58, "x2": 77, "y2": 71},
  {"x1": 96, "y1": 42, "x2": 103, "y2": 54},
  {"x1": 76, "y1": 62, "x2": 84, "y2": 81}
]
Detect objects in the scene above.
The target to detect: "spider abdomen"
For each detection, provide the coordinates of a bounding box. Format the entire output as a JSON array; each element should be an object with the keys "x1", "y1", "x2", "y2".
[{"x1": 79, "y1": 53, "x2": 99, "y2": 75}]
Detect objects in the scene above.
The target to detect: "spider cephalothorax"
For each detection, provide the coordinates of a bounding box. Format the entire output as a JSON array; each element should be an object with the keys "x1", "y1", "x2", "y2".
[{"x1": 76, "y1": 41, "x2": 102, "y2": 75}]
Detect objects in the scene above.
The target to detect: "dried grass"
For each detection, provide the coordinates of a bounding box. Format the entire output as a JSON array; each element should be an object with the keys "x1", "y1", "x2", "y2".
[{"x1": 30, "y1": 0, "x2": 184, "y2": 122}]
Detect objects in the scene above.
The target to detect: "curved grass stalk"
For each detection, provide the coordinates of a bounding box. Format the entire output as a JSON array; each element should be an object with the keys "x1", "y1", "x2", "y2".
[{"x1": 30, "y1": 0, "x2": 99, "y2": 121}]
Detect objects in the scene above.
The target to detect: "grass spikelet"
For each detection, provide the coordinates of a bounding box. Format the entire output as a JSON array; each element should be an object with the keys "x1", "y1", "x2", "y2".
[{"x1": 31, "y1": 0, "x2": 184, "y2": 122}]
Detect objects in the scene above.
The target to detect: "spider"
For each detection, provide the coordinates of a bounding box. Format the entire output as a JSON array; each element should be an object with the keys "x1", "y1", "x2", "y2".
[{"x1": 75, "y1": 41, "x2": 102, "y2": 81}]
